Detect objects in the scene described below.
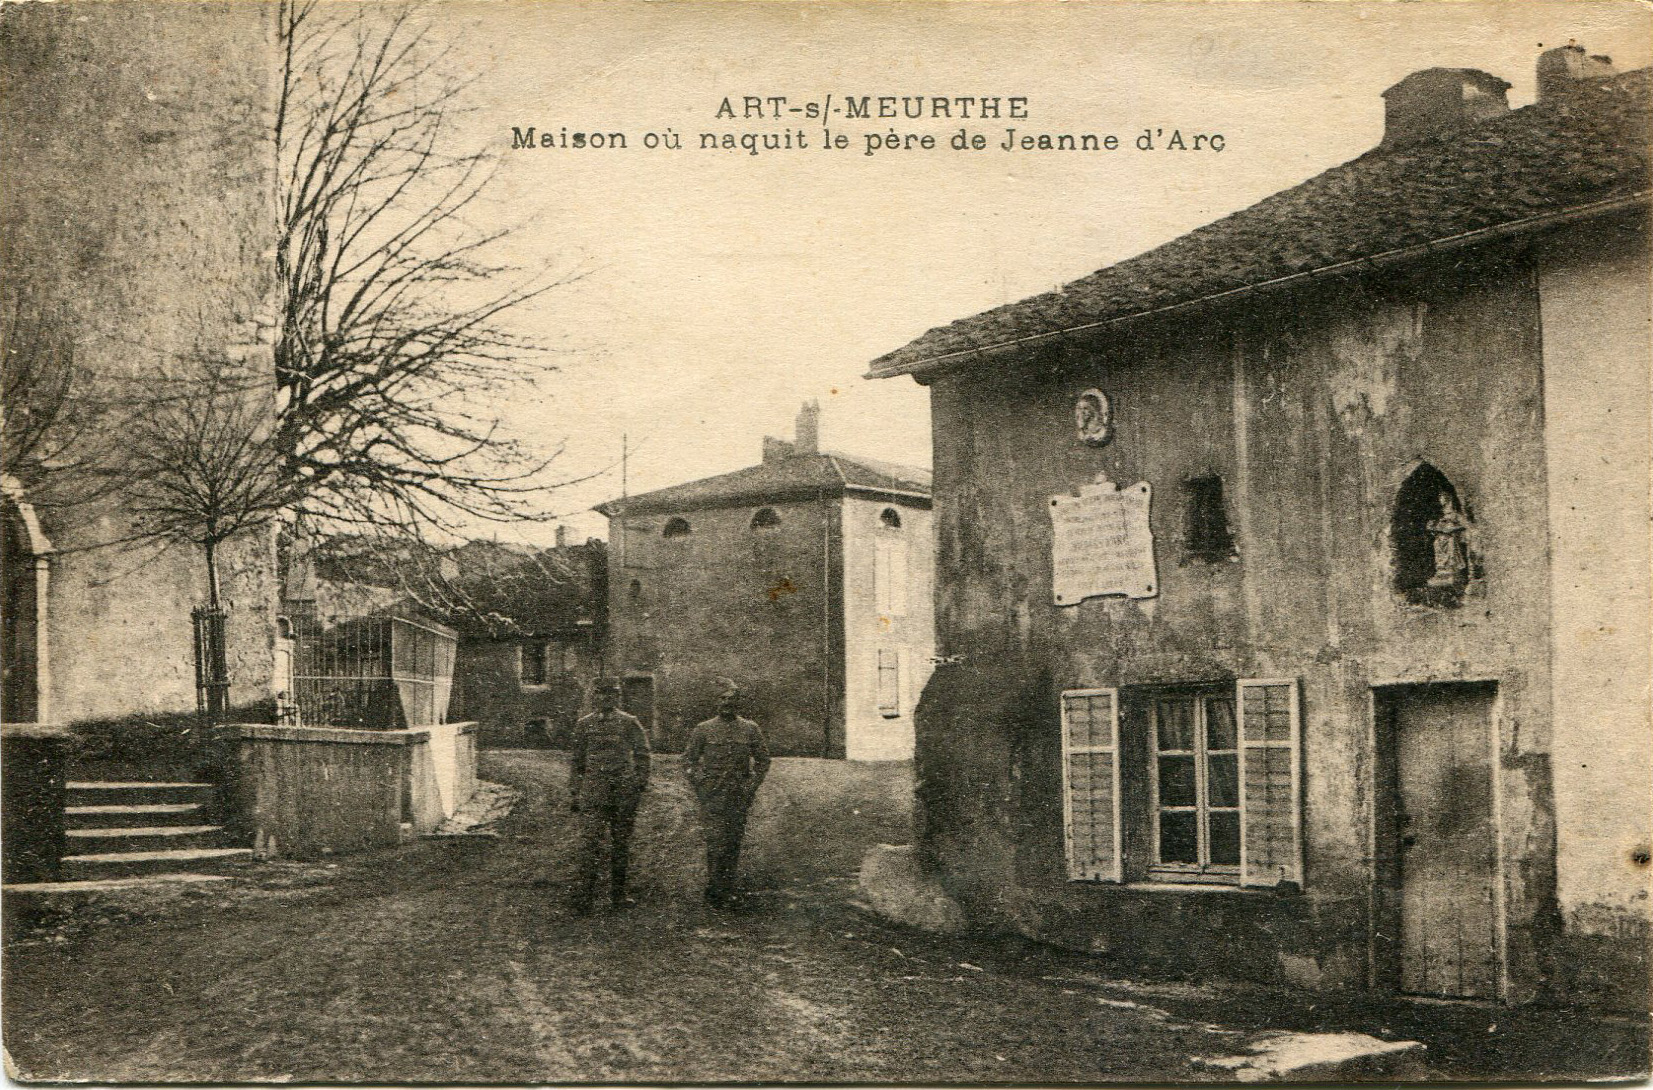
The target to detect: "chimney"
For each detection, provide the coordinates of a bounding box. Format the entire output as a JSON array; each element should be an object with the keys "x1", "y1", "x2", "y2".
[
  {"x1": 794, "y1": 399, "x2": 820, "y2": 455},
  {"x1": 555, "y1": 524, "x2": 567, "y2": 550},
  {"x1": 762, "y1": 436, "x2": 795, "y2": 464},
  {"x1": 1537, "y1": 45, "x2": 1616, "y2": 101},
  {"x1": 1380, "y1": 68, "x2": 1510, "y2": 150}
]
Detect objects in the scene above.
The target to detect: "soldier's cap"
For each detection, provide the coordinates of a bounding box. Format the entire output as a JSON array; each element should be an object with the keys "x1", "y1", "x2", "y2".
[{"x1": 594, "y1": 677, "x2": 621, "y2": 694}]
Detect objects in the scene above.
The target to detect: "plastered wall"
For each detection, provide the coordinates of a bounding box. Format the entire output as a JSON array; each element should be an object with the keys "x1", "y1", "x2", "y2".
[{"x1": 1, "y1": 3, "x2": 281, "y2": 724}]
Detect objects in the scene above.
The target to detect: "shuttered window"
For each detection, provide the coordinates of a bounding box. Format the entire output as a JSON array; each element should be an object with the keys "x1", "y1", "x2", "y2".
[
  {"x1": 1237, "y1": 678, "x2": 1303, "y2": 888},
  {"x1": 1060, "y1": 688, "x2": 1121, "y2": 882},
  {"x1": 876, "y1": 649, "x2": 901, "y2": 718},
  {"x1": 1060, "y1": 679, "x2": 1303, "y2": 890},
  {"x1": 875, "y1": 537, "x2": 908, "y2": 616}
]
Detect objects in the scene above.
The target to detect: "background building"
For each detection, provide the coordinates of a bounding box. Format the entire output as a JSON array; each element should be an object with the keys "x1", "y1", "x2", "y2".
[
  {"x1": 872, "y1": 49, "x2": 1650, "y2": 1010},
  {"x1": 599, "y1": 402, "x2": 933, "y2": 759}
]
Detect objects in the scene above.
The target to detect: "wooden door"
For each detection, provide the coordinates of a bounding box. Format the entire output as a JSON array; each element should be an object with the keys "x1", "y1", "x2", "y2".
[{"x1": 1392, "y1": 683, "x2": 1499, "y2": 998}]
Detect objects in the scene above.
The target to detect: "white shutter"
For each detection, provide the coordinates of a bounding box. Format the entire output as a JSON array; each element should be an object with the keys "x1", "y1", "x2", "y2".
[
  {"x1": 1237, "y1": 678, "x2": 1303, "y2": 888},
  {"x1": 1060, "y1": 688, "x2": 1122, "y2": 882}
]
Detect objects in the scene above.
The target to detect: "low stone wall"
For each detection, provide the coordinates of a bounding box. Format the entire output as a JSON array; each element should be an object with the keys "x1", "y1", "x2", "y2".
[
  {"x1": 224, "y1": 722, "x2": 478, "y2": 860},
  {"x1": 1, "y1": 724, "x2": 73, "y2": 883}
]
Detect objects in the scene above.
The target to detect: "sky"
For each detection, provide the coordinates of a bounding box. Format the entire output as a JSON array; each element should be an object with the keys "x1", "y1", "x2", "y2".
[{"x1": 429, "y1": 0, "x2": 1652, "y2": 545}]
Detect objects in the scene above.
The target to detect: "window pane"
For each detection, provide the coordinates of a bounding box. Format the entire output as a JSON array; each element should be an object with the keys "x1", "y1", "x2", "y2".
[
  {"x1": 1208, "y1": 753, "x2": 1239, "y2": 807},
  {"x1": 1209, "y1": 811, "x2": 1241, "y2": 866},
  {"x1": 1156, "y1": 701, "x2": 1194, "y2": 750},
  {"x1": 1206, "y1": 697, "x2": 1237, "y2": 749},
  {"x1": 1158, "y1": 755, "x2": 1196, "y2": 806},
  {"x1": 1159, "y1": 811, "x2": 1198, "y2": 864}
]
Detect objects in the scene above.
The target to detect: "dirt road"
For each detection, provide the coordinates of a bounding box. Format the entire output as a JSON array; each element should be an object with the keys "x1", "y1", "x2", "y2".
[{"x1": 4, "y1": 753, "x2": 1644, "y2": 1083}]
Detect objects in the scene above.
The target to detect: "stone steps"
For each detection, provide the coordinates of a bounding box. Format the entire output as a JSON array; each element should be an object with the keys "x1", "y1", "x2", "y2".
[
  {"x1": 59, "y1": 781, "x2": 248, "y2": 881},
  {"x1": 66, "y1": 824, "x2": 228, "y2": 854}
]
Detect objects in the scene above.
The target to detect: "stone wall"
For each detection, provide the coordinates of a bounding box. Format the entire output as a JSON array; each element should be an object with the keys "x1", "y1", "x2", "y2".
[
  {"x1": 1536, "y1": 213, "x2": 1652, "y2": 1010},
  {"x1": 0, "y1": 3, "x2": 281, "y2": 725},
  {"x1": 607, "y1": 497, "x2": 840, "y2": 755}
]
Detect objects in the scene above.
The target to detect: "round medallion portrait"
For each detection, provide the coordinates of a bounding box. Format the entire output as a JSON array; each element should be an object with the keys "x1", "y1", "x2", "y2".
[{"x1": 1074, "y1": 388, "x2": 1114, "y2": 447}]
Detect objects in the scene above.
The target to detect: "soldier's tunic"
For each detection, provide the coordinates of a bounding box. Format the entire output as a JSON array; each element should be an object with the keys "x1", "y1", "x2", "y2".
[
  {"x1": 568, "y1": 708, "x2": 650, "y2": 908},
  {"x1": 683, "y1": 714, "x2": 771, "y2": 902}
]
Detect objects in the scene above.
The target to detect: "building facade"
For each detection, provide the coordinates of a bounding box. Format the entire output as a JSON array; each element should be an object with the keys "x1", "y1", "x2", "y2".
[
  {"x1": 1, "y1": 3, "x2": 281, "y2": 733},
  {"x1": 599, "y1": 402, "x2": 934, "y2": 759},
  {"x1": 446, "y1": 534, "x2": 607, "y2": 748},
  {"x1": 872, "y1": 51, "x2": 1650, "y2": 1009}
]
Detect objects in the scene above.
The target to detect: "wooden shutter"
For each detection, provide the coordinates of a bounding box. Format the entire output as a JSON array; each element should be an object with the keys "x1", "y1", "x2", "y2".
[
  {"x1": 1237, "y1": 678, "x2": 1303, "y2": 888},
  {"x1": 876, "y1": 649, "x2": 901, "y2": 717},
  {"x1": 1060, "y1": 688, "x2": 1122, "y2": 882}
]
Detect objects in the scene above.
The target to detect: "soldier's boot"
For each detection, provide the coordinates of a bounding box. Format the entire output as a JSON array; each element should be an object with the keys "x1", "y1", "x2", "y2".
[
  {"x1": 704, "y1": 846, "x2": 725, "y2": 905},
  {"x1": 610, "y1": 842, "x2": 632, "y2": 909}
]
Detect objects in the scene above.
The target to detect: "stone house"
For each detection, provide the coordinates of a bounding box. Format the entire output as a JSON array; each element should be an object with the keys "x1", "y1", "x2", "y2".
[
  {"x1": 445, "y1": 533, "x2": 607, "y2": 748},
  {"x1": 1, "y1": 3, "x2": 281, "y2": 743},
  {"x1": 598, "y1": 402, "x2": 934, "y2": 759},
  {"x1": 870, "y1": 49, "x2": 1650, "y2": 1009}
]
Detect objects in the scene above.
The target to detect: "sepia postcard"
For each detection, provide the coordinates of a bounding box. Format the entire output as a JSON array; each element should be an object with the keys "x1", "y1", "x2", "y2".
[{"x1": 1, "y1": 0, "x2": 1649, "y2": 1084}]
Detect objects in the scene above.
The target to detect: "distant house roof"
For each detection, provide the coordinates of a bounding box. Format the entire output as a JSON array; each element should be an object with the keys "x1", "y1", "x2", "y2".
[
  {"x1": 596, "y1": 450, "x2": 931, "y2": 517},
  {"x1": 870, "y1": 66, "x2": 1652, "y2": 380}
]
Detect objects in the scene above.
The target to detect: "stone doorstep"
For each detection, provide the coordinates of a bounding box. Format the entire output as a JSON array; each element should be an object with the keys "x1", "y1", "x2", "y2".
[
  {"x1": 3, "y1": 873, "x2": 237, "y2": 894},
  {"x1": 1193, "y1": 1031, "x2": 1427, "y2": 1082}
]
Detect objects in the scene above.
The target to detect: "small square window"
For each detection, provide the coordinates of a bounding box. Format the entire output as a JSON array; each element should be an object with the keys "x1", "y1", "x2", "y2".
[
  {"x1": 520, "y1": 641, "x2": 549, "y2": 686},
  {"x1": 1184, "y1": 475, "x2": 1235, "y2": 560}
]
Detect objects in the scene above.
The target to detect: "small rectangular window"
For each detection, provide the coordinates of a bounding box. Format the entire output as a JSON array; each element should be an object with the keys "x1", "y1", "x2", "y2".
[
  {"x1": 520, "y1": 641, "x2": 548, "y2": 686},
  {"x1": 1184, "y1": 475, "x2": 1235, "y2": 559},
  {"x1": 876, "y1": 649, "x2": 901, "y2": 718}
]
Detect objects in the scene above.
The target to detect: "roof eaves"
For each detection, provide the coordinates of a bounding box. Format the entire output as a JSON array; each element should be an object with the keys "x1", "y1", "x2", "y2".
[{"x1": 867, "y1": 190, "x2": 1652, "y2": 381}]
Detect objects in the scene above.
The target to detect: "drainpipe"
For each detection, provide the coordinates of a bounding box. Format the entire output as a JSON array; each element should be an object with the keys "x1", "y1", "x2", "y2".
[{"x1": 821, "y1": 489, "x2": 833, "y2": 757}]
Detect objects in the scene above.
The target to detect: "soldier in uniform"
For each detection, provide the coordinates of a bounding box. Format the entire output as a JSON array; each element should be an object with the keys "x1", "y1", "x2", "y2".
[
  {"x1": 567, "y1": 678, "x2": 650, "y2": 914},
  {"x1": 683, "y1": 684, "x2": 771, "y2": 907}
]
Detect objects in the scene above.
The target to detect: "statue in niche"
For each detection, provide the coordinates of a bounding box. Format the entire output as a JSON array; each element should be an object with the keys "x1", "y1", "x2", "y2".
[{"x1": 1425, "y1": 491, "x2": 1470, "y2": 589}]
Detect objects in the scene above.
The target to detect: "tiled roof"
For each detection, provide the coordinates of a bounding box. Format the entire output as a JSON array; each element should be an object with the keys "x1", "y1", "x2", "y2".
[
  {"x1": 597, "y1": 451, "x2": 930, "y2": 516},
  {"x1": 870, "y1": 67, "x2": 1653, "y2": 379}
]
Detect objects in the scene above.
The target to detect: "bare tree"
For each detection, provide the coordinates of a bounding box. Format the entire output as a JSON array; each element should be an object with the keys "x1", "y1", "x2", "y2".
[
  {"x1": 122, "y1": 355, "x2": 297, "y2": 612},
  {"x1": 273, "y1": 0, "x2": 569, "y2": 542},
  {"x1": 0, "y1": 291, "x2": 119, "y2": 512}
]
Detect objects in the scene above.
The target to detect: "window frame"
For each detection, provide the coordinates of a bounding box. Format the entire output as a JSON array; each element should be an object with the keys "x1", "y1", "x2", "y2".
[{"x1": 1148, "y1": 691, "x2": 1241, "y2": 884}]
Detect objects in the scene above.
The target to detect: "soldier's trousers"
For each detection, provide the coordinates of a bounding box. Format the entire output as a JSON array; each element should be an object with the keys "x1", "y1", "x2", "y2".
[
  {"x1": 573, "y1": 778, "x2": 641, "y2": 907},
  {"x1": 695, "y1": 784, "x2": 752, "y2": 900}
]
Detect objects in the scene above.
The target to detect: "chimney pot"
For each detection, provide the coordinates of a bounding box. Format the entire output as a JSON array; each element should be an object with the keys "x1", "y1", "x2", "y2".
[
  {"x1": 1380, "y1": 68, "x2": 1510, "y2": 150},
  {"x1": 762, "y1": 436, "x2": 795, "y2": 464},
  {"x1": 1537, "y1": 45, "x2": 1617, "y2": 101},
  {"x1": 795, "y1": 399, "x2": 821, "y2": 455}
]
